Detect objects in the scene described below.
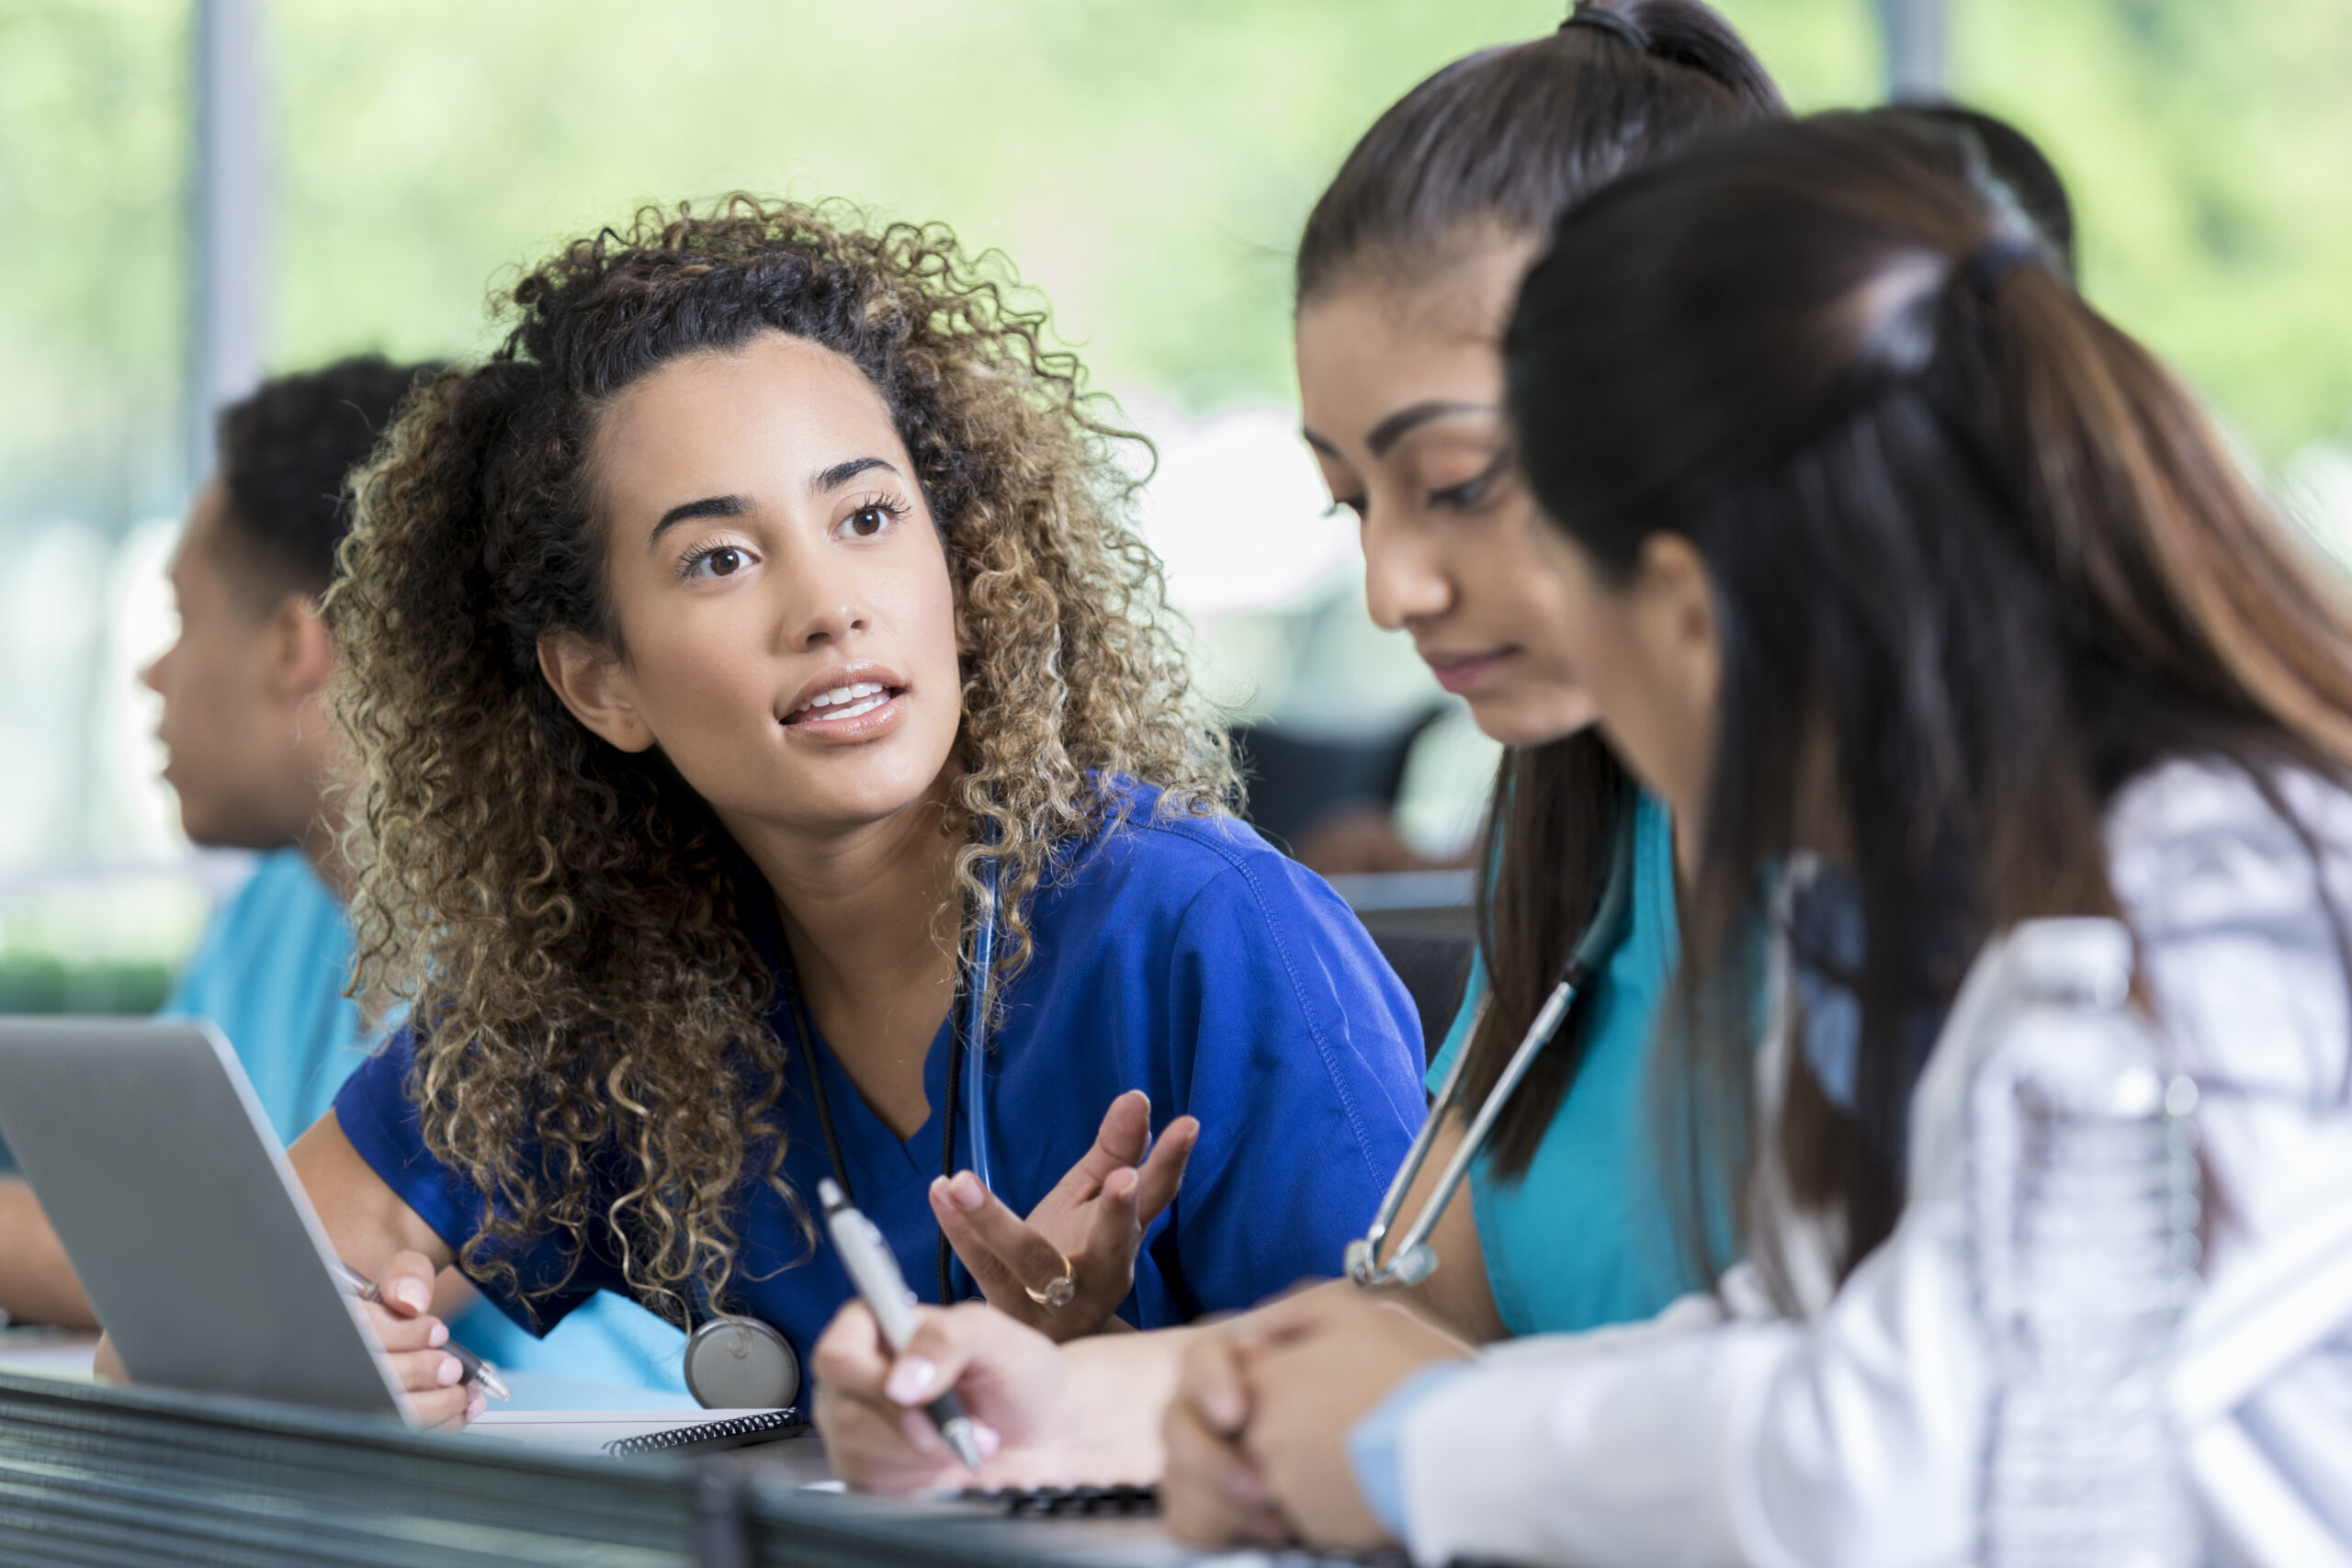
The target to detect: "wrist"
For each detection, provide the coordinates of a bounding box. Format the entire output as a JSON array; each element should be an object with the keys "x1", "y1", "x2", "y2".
[{"x1": 1051, "y1": 1324, "x2": 1193, "y2": 1484}]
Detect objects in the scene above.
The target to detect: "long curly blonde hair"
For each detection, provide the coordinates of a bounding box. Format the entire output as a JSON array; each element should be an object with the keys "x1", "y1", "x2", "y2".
[{"x1": 329, "y1": 198, "x2": 1236, "y2": 1320}]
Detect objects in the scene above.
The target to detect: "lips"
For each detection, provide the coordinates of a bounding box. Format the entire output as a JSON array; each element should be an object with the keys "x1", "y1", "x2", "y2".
[
  {"x1": 787, "y1": 680, "x2": 890, "y2": 724},
  {"x1": 780, "y1": 661, "x2": 908, "y2": 734},
  {"x1": 1421, "y1": 649, "x2": 1512, "y2": 695}
]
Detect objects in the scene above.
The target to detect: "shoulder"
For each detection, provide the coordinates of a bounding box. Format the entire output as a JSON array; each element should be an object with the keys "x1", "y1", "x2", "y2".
[
  {"x1": 216, "y1": 850, "x2": 345, "y2": 936},
  {"x1": 1066, "y1": 776, "x2": 1340, "y2": 925},
  {"x1": 2106, "y1": 756, "x2": 2352, "y2": 1094},
  {"x1": 2105, "y1": 756, "x2": 2352, "y2": 938}
]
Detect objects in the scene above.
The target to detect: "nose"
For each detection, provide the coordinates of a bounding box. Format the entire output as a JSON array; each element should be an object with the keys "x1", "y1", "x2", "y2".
[
  {"x1": 1359, "y1": 504, "x2": 1453, "y2": 633},
  {"x1": 778, "y1": 551, "x2": 870, "y2": 652},
  {"x1": 139, "y1": 640, "x2": 175, "y2": 695}
]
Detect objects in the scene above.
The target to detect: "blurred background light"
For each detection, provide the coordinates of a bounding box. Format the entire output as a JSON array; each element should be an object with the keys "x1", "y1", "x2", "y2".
[{"x1": 1, "y1": 0, "x2": 2346, "y2": 1004}]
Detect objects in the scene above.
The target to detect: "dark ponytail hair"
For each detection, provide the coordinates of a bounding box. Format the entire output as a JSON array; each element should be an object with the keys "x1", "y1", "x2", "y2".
[
  {"x1": 1296, "y1": 0, "x2": 1782, "y2": 1181},
  {"x1": 1507, "y1": 110, "x2": 2352, "y2": 1283}
]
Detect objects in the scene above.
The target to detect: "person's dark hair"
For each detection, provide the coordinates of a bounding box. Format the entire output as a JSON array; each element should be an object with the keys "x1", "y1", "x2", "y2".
[
  {"x1": 1296, "y1": 0, "x2": 1783, "y2": 1183},
  {"x1": 331, "y1": 199, "x2": 1231, "y2": 1316},
  {"x1": 1898, "y1": 102, "x2": 2077, "y2": 276},
  {"x1": 1506, "y1": 109, "x2": 2352, "y2": 1290},
  {"x1": 213, "y1": 355, "x2": 440, "y2": 607}
]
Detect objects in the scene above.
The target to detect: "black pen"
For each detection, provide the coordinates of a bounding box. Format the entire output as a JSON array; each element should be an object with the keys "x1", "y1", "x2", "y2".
[
  {"x1": 820, "y1": 1178, "x2": 983, "y2": 1470},
  {"x1": 332, "y1": 1258, "x2": 512, "y2": 1403}
]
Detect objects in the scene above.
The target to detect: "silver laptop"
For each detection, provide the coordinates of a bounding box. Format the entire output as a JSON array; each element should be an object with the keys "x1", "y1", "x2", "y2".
[{"x1": 0, "y1": 1017, "x2": 410, "y2": 1417}]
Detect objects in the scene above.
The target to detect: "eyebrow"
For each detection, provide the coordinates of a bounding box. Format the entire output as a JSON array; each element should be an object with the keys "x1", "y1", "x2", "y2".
[
  {"x1": 1364, "y1": 400, "x2": 1497, "y2": 459},
  {"x1": 812, "y1": 456, "x2": 898, "y2": 494},
  {"x1": 649, "y1": 494, "x2": 745, "y2": 546}
]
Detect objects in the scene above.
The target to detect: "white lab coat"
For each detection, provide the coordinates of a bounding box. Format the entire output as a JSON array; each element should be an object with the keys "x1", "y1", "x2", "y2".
[{"x1": 1392, "y1": 760, "x2": 2352, "y2": 1568}]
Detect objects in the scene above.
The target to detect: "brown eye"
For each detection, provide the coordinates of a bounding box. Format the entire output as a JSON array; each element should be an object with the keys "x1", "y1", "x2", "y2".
[
  {"x1": 846, "y1": 506, "x2": 888, "y2": 537},
  {"x1": 682, "y1": 544, "x2": 750, "y2": 580}
]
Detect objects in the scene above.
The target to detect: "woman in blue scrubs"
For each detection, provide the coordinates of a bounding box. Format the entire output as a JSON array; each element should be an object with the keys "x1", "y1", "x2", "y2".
[
  {"x1": 811, "y1": 0, "x2": 1790, "y2": 1493},
  {"x1": 923, "y1": 0, "x2": 1782, "y2": 1345},
  {"x1": 259, "y1": 201, "x2": 1423, "y2": 1427}
]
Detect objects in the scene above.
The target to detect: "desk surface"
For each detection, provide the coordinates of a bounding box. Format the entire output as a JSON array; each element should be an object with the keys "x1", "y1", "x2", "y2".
[{"x1": 0, "y1": 1367, "x2": 1395, "y2": 1568}]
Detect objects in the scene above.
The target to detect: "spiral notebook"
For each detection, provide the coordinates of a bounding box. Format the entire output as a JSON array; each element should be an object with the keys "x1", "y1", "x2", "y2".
[{"x1": 603, "y1": 1407, "x2": 807, "y2": 1458}]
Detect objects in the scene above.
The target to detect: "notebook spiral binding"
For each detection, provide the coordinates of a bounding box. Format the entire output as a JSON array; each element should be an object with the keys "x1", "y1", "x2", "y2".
[{"x1": 604, "y1": 1408, "x2": 805, "y2": 1458}]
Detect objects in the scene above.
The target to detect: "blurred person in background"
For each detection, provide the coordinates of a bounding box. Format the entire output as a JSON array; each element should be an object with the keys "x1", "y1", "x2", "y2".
[
  {"x1": 0, "y1": 360, "x2": 424, "y2": 1330},
  {"x1": 0, "y1": 359, "x2": 691, "y2": 1394}
]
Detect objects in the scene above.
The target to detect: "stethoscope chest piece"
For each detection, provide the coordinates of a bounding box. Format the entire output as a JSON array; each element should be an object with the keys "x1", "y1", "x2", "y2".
[
  {"x1": 684, "y1": 1315, "x2": 800, "y2": 1410},
  {"x1": 1345, "y1": 1236, "x2": 1438, "y2": 1289}
]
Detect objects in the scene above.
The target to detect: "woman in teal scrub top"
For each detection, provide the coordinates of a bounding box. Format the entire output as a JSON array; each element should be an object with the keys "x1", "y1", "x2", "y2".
[{"x1": 812, "y1": 0, "x2": 1789, "y2": 1494}]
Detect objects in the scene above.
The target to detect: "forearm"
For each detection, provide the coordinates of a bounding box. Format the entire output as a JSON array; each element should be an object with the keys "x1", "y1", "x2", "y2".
[
  {"x1": 288, "y1": 1111, "x2": 455, "y2": 1274},
  {"x1": 0, "y1": 1178, "x2": 96, "y2": 1329},
  {"x1": 1374, "y1": 1111, "x2": 1510, "y2": 1346},
  {"x1": 1054, "y1": 1323, "x2": 1198, "y2": 1483}
]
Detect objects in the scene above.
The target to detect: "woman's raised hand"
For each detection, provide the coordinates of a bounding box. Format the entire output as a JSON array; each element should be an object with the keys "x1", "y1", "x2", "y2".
[
  {"x1": 812, "y1": 1298, "x2": 1071, "y2": 1493},
  {"x1": 359, "y1": 1249, "x2": 481, "y2": 1429},
  {"x1": 931, "y1": 1089, "x2": 1197, "y2": 1341}
]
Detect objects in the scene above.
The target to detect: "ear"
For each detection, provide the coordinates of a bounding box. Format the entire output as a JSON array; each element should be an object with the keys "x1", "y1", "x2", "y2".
[
  {"x1": 262, "y1": 592, "x2": 338, "y2": 702},
  {"x1": 1633, "y1": 532, "x2": 1722, "y2": 728},
  {"x1": 537, "y1": 630, "x2": 656, "y2": 753}
]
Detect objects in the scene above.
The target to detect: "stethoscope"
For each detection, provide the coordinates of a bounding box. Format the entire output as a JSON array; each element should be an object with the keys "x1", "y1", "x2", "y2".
[
  {"x1": 1346, "y1": 803, "x2": 1637, "y2": 1289},
  {"x1": 683, "y1": 854, "x2": 1005, "y2": 1410}
]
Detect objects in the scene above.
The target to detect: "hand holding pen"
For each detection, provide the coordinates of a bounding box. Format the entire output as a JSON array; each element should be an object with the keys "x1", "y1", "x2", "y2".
[
  {"x1": 820, "y1": 1179, "x2": 985, "y2": 1471},
  {"x1": 332, "y1": 1251, "x2": 510, "y2": 1427}
]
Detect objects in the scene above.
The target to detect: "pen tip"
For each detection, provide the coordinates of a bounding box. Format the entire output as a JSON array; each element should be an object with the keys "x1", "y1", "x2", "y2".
[{"x1": 942, "y1": 1417, "x2": 983, "y2": 1472}]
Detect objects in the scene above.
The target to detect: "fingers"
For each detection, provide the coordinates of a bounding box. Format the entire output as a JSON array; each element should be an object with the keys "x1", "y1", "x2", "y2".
[
  {"x1": 1163, "y1": 1331, "x2": 1284, "y2": 1547},
  {"x1": 356, "y1": 1271, "x2": 467, "y2": 1428},
  {"x1": 409, "y1": 1382, "x2": 483, "y2": 1430},
  {"x1": 933, "y1": 1174, "x2": 1075, "y2": 1303},
  {"x1": 361, "y1": 1297, "x2": 450, "y2": 1354},
  {"x1": 893, "y1": 1298, "x2": 1059, "y2": 1409},
  {"x1": 812, "y1": 1302, "x2": 961, "y2": 1493},
  {"x1": 811, "y1": 1300, "x2": 1046, "y2": 1494},
  {"x1": 372, "y1": 1249, "x2": 440, "y2": 1317},
  {"x1": 1179, "y1": 1320, "x2": 1252, "y2": 1435},
  {"x1": 1130, "y1": 1114, "x2": 1197, "y2": 1224},
  {"x1": 1068, "y1": 1089, "x2": 1153, "y2": 1187},
  {"x1": 1073, "y1": 1167, "x2": 1143, "y2": 1303},
  {"x1": 810, "y1": 1300, "x2": 893, "y2": 1395}
]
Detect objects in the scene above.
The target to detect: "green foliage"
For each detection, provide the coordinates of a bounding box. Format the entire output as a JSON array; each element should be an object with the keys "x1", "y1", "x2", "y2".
[
  {"x1": 1957, "y1": 0, "x2": 2352, "y2": 456},
  {"x1": 0, "y1": 0, "x2": 2346, "y2": 483},
  {"x1": 0, "y1": 953, "x2": 174, "y2": 1015},
  {"x1": 252, "y1": 0, "x2": 1871, "y2": 410}
]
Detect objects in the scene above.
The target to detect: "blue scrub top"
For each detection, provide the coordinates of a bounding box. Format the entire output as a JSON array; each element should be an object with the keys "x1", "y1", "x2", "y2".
[
  {"x1": 1427, "y1": 791, "x2": 1725, "y2": 1335},
  {"x1": 157, "y1": 850, "x2": 368, "y2": 1145},
  {"x1": 156, "y1": 848, "x2": 689, "y2": 1393},
  {"x1": 335, "y1": 780, "x2": 1428, "y2": 1371}
]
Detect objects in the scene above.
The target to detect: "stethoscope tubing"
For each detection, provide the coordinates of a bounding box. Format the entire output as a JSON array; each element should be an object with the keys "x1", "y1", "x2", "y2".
[
  {"x1": 962, "y1": 853, "x2": 1001, "y2": 1196},
  {"x1": 1348, "y1": 800, "x2": 1639, "y2": 1289}
]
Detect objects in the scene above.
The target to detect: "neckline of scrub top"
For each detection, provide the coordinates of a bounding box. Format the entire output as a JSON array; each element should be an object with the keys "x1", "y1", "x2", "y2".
[{"x1": 740, "y1": 868, "x2": 964, "y2": 1206}]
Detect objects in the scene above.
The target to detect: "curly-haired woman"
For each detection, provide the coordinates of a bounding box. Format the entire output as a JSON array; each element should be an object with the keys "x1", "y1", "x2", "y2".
[{"x1": 255, "y1": 201, "x2": 1422, "y2": 1426}]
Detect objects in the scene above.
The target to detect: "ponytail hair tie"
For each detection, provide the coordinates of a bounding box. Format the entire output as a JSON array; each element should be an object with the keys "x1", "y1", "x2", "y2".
[
  {"x1": 1962, "y1": 226, "x2": 2043, "y2": 301},
  {"x1": 1560, "y1": 3, "x2": 1652, "y2": 52}
]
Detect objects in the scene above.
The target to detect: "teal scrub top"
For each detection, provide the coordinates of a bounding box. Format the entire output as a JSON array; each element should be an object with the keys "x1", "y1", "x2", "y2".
[
  {"x1": 1426, "y1": 792, "x2": 1714, "y2": 1335},
  {"x1": 157, "y1": 849, "x2": 689, "y2": 1395}
]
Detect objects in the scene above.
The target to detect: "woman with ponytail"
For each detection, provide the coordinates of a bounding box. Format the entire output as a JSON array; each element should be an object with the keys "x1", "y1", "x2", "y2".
[
  {"x1": 1199, "y1": 110, "x2": 2352, "y2": 1563},
  {"x1": 813, "y1": 0, "x2": 1795, "y2": 1501},
  {"x1": 210, "y1": 200, "x2": 1428, "y2": 1426}
]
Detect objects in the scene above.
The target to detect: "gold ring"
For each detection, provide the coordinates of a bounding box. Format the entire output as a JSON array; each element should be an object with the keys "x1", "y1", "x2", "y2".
[{"x1": 1023, "y1": 1255, "x2": 1076, "y2": 1309}]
